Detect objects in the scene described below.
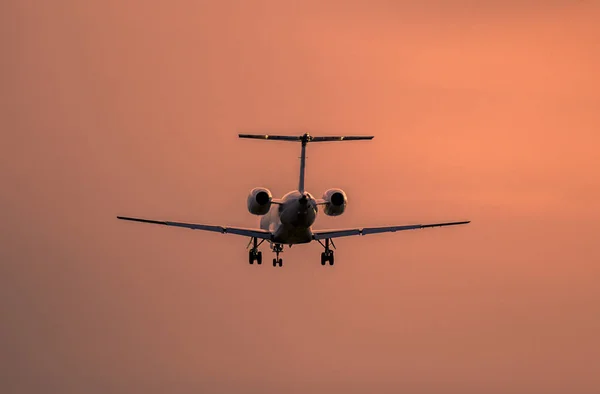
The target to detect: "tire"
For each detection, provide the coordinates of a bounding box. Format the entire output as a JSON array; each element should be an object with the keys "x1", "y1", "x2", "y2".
[
  {"x1": 329, "y1": 254, "x2": 334, "y2": 266},
  {"x1": 321, "y1": 253, "x2": 326, "y2": 265},
  {"x1": 257, "y1": 252, "x2": 262, "y2": 265}
]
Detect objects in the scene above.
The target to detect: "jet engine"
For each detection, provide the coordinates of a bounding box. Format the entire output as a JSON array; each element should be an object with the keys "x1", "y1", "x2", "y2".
[
  {"x1": 247, "y1": 187, "x2": 272, "y2": 215},
  {"x1": 322, "y1": 188, "x2": 347, "y2": 216}
]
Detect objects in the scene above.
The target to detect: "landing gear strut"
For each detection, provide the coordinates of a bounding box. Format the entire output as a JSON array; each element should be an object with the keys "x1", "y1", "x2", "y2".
[
  {"x1": 272, "y1": 243, "x2": 283, "y2": 267},
  {"x1": 318, "y1": 238, "x2": 335, "y2": 266},
  {"x1": 247, "y1": 237, "x2": 264, "y2": 265}
]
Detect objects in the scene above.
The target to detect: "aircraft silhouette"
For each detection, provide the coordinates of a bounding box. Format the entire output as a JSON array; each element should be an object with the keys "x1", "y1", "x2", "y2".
[{"x1": 118, "y1": 133, "x2": 470, "y2": 267}]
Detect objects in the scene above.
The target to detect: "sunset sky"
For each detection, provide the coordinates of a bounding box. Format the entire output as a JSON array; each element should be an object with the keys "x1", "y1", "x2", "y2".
[{"x1": 2, "y1": 1, "x2": 599, "y2": 393}]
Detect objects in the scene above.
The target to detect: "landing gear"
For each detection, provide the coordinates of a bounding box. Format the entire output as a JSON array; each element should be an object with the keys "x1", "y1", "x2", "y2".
[
  {"x1": 321, "y1": 251, "x2": 334, "y2": 265},
  {"x1": 272, "y1": 243, "x2": 284, "y2": 267},
  {"x1": 249, "y1": 250, "x2": 262, "y2": 264},
  {"x1": 247, "y1": 237, "x2": 264, "y2": 265},
  {"x1": 317, "y1": 238, "x2": 335, "y2": 266}
]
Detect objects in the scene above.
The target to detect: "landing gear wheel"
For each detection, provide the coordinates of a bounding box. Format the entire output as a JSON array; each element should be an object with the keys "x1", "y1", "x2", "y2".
[
  {"x1": 248, "y1": 237, "x2": 264, "y2": 265},
  {"x1": 321, "y1": 251, "x2": 334, "y2": 266},
  {"x1": 249, "y1": 250, "x2": 262, "y2": 265},
  {"x1": 318, "y1": 238, "x2": 336, "y2": 266},
  {"x1": 271, "y1": 243, "x2": 284, "y2": 267}
]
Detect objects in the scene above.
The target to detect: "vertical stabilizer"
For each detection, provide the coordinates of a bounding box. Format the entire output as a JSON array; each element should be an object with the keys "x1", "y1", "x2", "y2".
[{"x1": 298, "y1": 139, "x2": 308, "y2": 193}]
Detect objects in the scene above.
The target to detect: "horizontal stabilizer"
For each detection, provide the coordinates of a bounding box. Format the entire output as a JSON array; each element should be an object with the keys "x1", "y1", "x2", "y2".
[
  {"x1": 238, "y1": 133, "x2": 374, "y2": 143},
  {"x1": 238, "y1": 134, "x2": 301, "y2": 141},
  {"x1": 310, "y1": 136, "x2": 374, "y2": 142}
]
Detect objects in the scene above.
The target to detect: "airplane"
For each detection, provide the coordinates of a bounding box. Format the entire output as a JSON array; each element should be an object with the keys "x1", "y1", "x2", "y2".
[{"x1": 117, "y1": 133, "x2": 470, "y2": 267}]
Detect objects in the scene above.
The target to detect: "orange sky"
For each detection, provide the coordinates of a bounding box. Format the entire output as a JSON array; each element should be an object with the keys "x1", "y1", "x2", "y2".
[{"x1": 2, "y1": 1, "x2": 599, "y2": 393}]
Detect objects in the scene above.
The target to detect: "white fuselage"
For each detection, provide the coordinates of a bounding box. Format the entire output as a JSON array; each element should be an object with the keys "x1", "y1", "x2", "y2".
[{"x1": 260, "y1": 190, "x2": 318, "y2": 244}]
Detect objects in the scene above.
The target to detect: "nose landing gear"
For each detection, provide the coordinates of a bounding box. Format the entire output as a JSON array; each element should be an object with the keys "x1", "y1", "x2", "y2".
[{"x1": 272, "y1": 243, "x2": 284, "y2": 267}]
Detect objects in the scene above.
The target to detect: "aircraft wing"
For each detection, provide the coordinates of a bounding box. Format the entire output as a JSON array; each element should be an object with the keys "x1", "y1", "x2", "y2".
[
  {"x1": 117, "y1": 216, "x2": 272, "y2": 239},
  {"x1": 312, "y1": 220, "x2": 470, "y2": 240}
]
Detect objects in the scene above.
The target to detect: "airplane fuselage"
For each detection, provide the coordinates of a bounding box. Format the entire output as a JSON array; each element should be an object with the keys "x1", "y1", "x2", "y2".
[{"x1": 260, "y1": 190, "x2": 318, "y2": 244}]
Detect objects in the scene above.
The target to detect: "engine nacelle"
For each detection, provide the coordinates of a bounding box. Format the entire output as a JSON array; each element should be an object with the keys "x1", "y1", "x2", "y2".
[
  {"x1": 247, "y1": 187, "x2": 272, "y2": 215},
  {"x1": 322, "y1": 188, "x2": 347, "y2": 216}
]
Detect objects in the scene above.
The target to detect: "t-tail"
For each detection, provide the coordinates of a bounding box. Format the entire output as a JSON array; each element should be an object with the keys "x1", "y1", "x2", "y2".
[{"x1": 238, "y1": 132, "x2": 374, "y2": 193}]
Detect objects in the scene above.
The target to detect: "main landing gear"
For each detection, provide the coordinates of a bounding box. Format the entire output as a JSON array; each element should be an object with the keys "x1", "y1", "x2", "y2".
[
  {"x1": 317, "y1": 238, "x2": 335, "y2": 266},
  {"x1": 247, "y1": 237, "x2": 264, "y2": 265}
]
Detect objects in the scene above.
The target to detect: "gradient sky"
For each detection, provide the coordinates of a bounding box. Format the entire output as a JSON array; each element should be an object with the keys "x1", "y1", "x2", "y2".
[{"x1": 2, "y1": 1, "x2": 599, "y2": 393}]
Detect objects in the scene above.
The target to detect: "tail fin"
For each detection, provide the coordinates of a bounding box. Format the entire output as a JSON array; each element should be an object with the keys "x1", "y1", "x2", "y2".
[{"x1": 238, "y1": 133, "x2": 374, "y2": 193}]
